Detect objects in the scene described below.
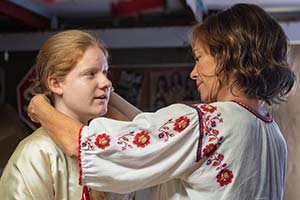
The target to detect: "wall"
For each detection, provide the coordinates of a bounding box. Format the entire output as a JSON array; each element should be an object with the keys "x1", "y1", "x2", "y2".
[{"x1": 269, "y1": 45, "x2": 300, "y2": 200}]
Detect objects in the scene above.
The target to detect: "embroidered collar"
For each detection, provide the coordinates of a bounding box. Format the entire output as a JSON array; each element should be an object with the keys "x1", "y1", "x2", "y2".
[{"x1": 231, "y1": 100, "x2": 273, "y2": 123}]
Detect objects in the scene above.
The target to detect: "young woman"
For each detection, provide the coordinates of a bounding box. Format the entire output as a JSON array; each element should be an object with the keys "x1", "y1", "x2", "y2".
[
  {"x1": 28, "y1": 4, "x2": 296, "y2": 200},
  {"x1": 0, "y1": 30, "x2": 137, "y2": 200}
]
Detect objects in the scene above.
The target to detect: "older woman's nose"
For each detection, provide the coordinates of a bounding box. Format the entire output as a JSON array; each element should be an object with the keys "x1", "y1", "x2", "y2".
[{"x1": 190, "y1": 66, "x2": 198, "y2": 80}]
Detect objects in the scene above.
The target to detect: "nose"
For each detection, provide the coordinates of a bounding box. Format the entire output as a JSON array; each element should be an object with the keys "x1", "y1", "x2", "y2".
[
  {"x1": 190, "y1": 65, "x2": 197, "y2": 80},
  {"x1": 97, "y1": 74, "x2": 112, "y2": 89}
]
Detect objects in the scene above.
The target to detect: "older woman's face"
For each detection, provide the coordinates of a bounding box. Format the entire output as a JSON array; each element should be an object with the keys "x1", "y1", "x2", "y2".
[{"x1": 190, "y1": 41, "x2": 220, "y2": 103}]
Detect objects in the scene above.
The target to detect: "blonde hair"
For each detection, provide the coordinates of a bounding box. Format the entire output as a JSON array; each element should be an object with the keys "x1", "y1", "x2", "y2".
[{"x1": 33, "y1": 30, "x2": 108, "y2": 103}]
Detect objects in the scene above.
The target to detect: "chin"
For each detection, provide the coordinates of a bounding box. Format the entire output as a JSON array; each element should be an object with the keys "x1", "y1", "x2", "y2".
[
  {"x1": 93, "y1": 105, "x2": 108, "y2": 116},
  {"x1": 99, "y1": 108, "x2": 108, "y2": 116},
  {"x1": 87, "y1": 110, "x2": 105, "y2": 119},
  {"x1": 100, "y1": 109, "x2": 107, "y2": 116}
]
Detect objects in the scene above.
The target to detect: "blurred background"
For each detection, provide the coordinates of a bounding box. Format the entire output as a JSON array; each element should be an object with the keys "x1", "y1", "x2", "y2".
[{"x1": 0, "y1": 1, "x2": 299, "y2": 199}]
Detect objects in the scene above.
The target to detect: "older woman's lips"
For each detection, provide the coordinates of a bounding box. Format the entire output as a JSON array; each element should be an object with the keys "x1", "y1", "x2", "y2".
[{"x1": 197, "y1": 81, "x2": 203, "y2": 88}]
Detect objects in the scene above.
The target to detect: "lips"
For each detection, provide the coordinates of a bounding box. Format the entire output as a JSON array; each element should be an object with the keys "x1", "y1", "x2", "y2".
[
  {"x1": 197, "y1": 81, "x2": 203, "y2": 88},
  {"x1": 94, "y1": 94, "x2": 107, "y2": 100}
]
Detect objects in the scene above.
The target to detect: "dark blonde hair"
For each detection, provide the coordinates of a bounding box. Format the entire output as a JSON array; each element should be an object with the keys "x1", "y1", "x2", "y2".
[
  {"x1": 33, "y1": 30, "x2": 108, "y2": 103},
  {"x1": 191, "y1": 4, "x2": 296, "y2": 105}
]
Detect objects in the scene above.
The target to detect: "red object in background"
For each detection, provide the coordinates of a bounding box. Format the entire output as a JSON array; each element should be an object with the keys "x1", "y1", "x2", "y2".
[
  {"x1": 112, "y1": 0, "x2": 166, "y2": 17},
  {"x1": 17, "y1": 67, "x2": 40, "y2": 130},
  {"x1": 0, "y1": 1, "x2": 49, "y2": 29},
  {"x1": 41, "y1": 0, "x2": 55, "y2": 4}
]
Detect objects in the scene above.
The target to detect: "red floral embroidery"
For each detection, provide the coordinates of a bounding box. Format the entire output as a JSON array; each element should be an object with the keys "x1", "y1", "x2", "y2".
[
  {"x1": 81, "y1": 137, "x2": 95, "y2": 150},
  {"x1": 206, "y1": 151, "x2": 233, "y2": 187},
  {"x1": 117, "y1": 132, "x2": 134, "y2": 151},
  {"x1": 116, "y1": 115, "x2": 190, "y2": 150},
  {"x1": 202, "y1": 143, "x2": 217, "y2": 157},
  {"x1": 133, "y1": 131, "x2": 150, "y2": 148},
  {"x1": 94, "y1": 134, "x2": 111, "y2": 149},
  {"x1": 216, "y1": 169, "x2": 234, "y2": 186},
  {"x1": 200, "y1": 104, "x2": 217, "y2": 113},
  {"x1": 156, "y1": 116, "x2": 191, "y2": 142},
  {"x1": 173, "y1": 116, "x2": 190, "y2": 132},
  {"x1": 193, "y1": 103, "x2": 234, "y2": 187},
  {"x1": 207, "y1": 152, "x2": 224, "y2": 167}
]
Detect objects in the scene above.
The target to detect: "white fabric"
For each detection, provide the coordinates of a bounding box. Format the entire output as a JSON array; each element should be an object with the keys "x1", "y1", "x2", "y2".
[{"x1": 79, "y1": 102, "x2": 287, "y2": 200}]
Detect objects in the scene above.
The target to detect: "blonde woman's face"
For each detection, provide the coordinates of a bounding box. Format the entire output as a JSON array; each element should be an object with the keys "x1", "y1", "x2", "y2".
[
  {"x1": 57, "y1": 47, "x2": 112, "y2": 124},
  {"x1": 190, "y1": 41, "x2": 220, "y2": 103}
]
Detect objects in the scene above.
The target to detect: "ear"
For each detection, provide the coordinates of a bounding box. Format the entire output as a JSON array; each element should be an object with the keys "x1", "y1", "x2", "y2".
[{"x1": 47, "y1": 75, "x2": 63, "y2": 95}]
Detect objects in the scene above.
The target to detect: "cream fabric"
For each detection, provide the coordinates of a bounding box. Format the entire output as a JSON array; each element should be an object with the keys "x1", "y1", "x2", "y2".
[
  {"x1": 0, "y1": 127, "x2": 135, "y2": 200},
  {"x1": 0, "y1": 128, "x2": 83, "y2": 200},
  {"x1": 79, "y1": 102, "x2": 286, "y2": 200}
]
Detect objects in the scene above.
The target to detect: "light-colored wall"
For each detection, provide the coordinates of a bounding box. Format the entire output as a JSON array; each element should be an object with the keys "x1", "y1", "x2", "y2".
[{"x1": 270, "y1": 45, "x2": 300, "y2": 200}]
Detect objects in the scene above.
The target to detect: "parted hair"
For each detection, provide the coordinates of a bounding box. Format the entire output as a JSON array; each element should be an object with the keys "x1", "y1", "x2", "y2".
[
  {"x1": 191, "y1": 3, "x2": 296, "y2": 105},
  {"x1": 33, "y1": 30, "x2": 108, "y2": 103}
]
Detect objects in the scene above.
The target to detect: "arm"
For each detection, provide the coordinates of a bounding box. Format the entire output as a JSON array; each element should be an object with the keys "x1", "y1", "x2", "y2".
[
  {"x1": 108, "y1": 91, "x2": 142, "y2": 120},
  {"x1": 27, "y1": 93, "x2": 141, "y2": 157},
  {"x1": 28, "y1": 94, "x2": 81, "y2": 157},
  {"x1": 79, "y1": 104, "x2": 201, "y2": 193},
  {"x1": 79, "y1": 103, "x2": 238, "y2": 193},
  {"x1": 105, "y1": 105, "x2": 131, "y2": 121}
]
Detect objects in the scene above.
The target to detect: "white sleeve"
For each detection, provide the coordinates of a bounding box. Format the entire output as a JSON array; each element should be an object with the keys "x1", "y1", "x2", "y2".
[{"x1": 79, "y1": 104, "x2": 201, "y2": 193}]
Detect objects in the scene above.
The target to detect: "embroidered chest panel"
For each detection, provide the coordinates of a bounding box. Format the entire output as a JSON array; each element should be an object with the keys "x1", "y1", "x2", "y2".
[{"x1": 193, "y1": 104, "x2": 234, "y2": 187}]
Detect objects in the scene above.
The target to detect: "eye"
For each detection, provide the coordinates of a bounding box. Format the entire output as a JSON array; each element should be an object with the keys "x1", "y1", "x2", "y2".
[
  {"x1": 85, "y1": 71, "x2": 96, "y2": 78},
  {"x1": 194, "y1": 55, "x2": 201, "y2": 63},
  {"x1": 103, "y1": 69, "x2": 109, "y2": 76}
]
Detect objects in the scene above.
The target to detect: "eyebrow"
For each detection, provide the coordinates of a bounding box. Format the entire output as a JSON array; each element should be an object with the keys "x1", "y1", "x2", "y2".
[{"x1": 193, "y1": 48, "x2": 202, "y2": 55}]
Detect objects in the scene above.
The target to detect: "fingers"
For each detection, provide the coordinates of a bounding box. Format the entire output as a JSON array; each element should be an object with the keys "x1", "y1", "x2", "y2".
[
  {"x1": 27, "y1": 94, "x2": 50, "y2": 123},
  {"x1": 27, "y1": 111, "x2": 39, "y2": 123}
]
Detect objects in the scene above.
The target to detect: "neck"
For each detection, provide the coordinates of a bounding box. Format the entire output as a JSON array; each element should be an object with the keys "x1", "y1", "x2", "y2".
[
  {"x1": 229, "y1": 97, "x2": 259, "y2": 111},
  {"x1": 54, "y1": 101, "x2": 89, "y2": 125},
  {"x1": 216, "y1": 86, "x2": 260, "y2": 112}
]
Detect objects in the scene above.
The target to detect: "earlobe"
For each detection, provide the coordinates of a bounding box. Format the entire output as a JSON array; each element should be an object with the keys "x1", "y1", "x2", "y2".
[{"x1": 48, "y1": 75, "x2": 63, "y2": 95}]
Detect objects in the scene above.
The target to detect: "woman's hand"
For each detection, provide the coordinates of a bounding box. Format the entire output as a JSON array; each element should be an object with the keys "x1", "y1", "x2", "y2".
[
  {"x1": 27, "y1": 94, "x2": 50, "y2": 123},
  {"x1": 28, "y1": 93, "x2": 81, "y2": 157}
]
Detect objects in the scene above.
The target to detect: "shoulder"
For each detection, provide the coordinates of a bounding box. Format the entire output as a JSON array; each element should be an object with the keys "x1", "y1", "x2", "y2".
[
  {"x1": 8, "y1": 128, "x2": 61, "y2": 163},
  {"x1": 143, "y1": 103, "x2": 201, "y2": 124},
  {"x1": 192, "y1": 101, "x2": 258, "y2": 140},
  {"x1": 192, "y1": 101, "x2": 239, "y2": 113},
  {"x1": 192, "y1": 101, "x2": 254, "y2": 121},
  {"x1": 158, "y1": 103, "x2": 199, "y2": 113},
  {"x1": 18, "y1": 128, "x2": 57, "y2": 149},
  {"x1": 93, "y1": 103, "x2": 200, "y2": 126}
]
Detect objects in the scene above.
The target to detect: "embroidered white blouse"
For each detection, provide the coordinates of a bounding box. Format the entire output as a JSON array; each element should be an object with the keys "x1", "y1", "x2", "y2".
[{"x1": 79, "y1": 101, "x2": 287, "y2": 200}]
